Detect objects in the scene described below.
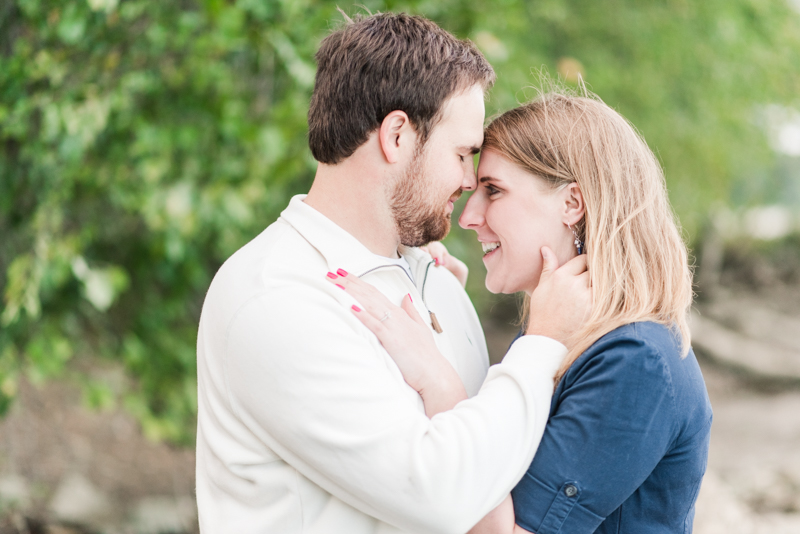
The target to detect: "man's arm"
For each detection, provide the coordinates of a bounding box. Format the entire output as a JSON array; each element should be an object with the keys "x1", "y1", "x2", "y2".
[{"x1": 224, "y1": 284, "x2": 565, "y2": 534}]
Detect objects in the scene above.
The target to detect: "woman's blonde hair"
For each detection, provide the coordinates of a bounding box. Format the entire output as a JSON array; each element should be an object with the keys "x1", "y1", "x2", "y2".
[{"x1": 484, "y1": 85, "x2": 693, "y2": 382}]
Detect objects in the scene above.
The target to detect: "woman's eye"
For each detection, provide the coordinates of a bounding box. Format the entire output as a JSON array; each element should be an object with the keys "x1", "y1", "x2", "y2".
[{"x1": 485, "y1": 185, "x2": 500, "y2": 196}]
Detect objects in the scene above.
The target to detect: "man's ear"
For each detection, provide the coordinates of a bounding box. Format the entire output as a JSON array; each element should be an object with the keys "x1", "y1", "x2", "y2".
[
  {"x1": 379, "y1": 110, "x2": 416, "y2": 164},
  {"x1": 562, "y1": 182, "x2": 585, "y2": 226}
]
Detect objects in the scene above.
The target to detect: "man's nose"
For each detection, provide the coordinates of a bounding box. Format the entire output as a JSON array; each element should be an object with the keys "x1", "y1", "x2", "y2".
[
  {"x1": 461, "y1": 159, "x2": 478, "y2": 192},
  {"x1": 459, "y1": 191, "x2": 485, "y2": 230}
]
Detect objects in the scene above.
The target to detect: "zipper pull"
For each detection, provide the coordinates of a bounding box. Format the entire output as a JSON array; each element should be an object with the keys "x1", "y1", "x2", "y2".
[{"x1": 429, "y1": 311, "x2": 443, "y2": 333}]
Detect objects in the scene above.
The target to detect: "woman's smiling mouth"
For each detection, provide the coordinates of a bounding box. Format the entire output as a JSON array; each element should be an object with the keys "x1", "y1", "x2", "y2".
[{"x1": 481, "y1": 241, "x2": 501, "y2": 257}]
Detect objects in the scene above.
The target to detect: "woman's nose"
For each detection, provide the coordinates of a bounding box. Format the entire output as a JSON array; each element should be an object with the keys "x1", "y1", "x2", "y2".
[{"x1": 459, "y1": 192, "x2": 486, "y2": 230}]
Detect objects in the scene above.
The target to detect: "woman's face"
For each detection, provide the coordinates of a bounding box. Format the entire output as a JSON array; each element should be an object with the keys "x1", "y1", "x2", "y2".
[{"x1": 459, "y1": 149, "x2": 580, "y2": 295}]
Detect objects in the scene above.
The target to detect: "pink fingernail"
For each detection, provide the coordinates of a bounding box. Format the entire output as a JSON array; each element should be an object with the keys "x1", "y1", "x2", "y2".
[
  {"x1": 336, "y1": 284, "x2": 345, "y2": 290},
  {"x1": 434, "y1": 258, "x2": 439, "y2": 266},
  {"x1": 326, "y1": 272, "x2": 338, "y2": 279},
  {"x1": 352, "y1": 305, "x2": 361, "y2": 312},
  {"x1": 408, "y1": 293, "x2": 413, "y2": 302},
  {"x1": 337, "y1": 268, "x2": 348, "y2": 277}
]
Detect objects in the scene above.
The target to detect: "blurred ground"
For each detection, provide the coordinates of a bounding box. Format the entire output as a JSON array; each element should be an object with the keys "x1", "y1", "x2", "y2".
[
  {"x1": 0, "y1": 379, "x2": 197, "y2": 534},
  {"x1": 1, "y1": 239, "x2": 800, "y2": 533}
]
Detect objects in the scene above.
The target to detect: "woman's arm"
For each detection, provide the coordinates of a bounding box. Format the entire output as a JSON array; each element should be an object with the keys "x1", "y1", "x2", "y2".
[
  {"x1": 416, "y1": 352, "x2": 468, "y2": 417},
  {"x1": 323, "y1": 273, "x2": 543, "y2": 534},
  {"x1": 467, "y1": 495, "x2": 515, "y2": 534},
  {"x1": 327, "y1": 249, "x2": 589, "y2": 411},
  {"x1": 327, "y1": 274, "x2": 468, "y2": 417},
  {"x1": 325, "y1": 250, "x2": 591, "y2": 532}
]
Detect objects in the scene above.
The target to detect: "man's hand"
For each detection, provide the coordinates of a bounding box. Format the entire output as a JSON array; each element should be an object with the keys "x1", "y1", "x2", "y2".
[{"x1": 526, "y1": 247, "x2": 591, "y2": 348}]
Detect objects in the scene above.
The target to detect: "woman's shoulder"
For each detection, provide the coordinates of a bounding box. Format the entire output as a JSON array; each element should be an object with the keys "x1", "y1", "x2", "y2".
[
  {"x1": 584, "y1": 321, "x2": 679, "y2": 355},
  {"x1": 566, "y1": 322, "x2": 684, "y2": 386},
  {"x1": 560, "y1": 322, "x2": 711, "y2": 442}
]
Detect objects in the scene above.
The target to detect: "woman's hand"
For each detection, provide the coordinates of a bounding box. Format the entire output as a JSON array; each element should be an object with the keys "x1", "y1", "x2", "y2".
[
  {"x1": 467, "y1": 495, "x2": 534, "y2": 534},
  {"x1": 467, "y1": 495, "x2": 515, "y2": 534},
  {"x1": 325, "y1": 269, "x2": 467, "y2": 417},
  {"x1": 422, "y1": 242, "x2": 469, "y2": 288}
]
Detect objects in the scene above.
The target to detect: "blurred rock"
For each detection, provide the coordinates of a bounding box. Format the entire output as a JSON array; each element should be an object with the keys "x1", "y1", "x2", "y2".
[
  {"x1": 749, "y1": 513, "x2": 800, "y2": 534},
  {"x1": 0, "y1": 473, "x2": 30, "y2": 509},
  {"x1": 129, "y1": 496, "x2": 196, "y2": 533},
  {"x1": 744, "y1": 206, "x2": 794, "y2": 241},
  {"x1": 694, "y1": 470, "x2": 755, "y2": 534},
  {"x1": 44, "y1": 526, "x2": 85, "y2": 534},
  {"x1": 48, "y1": 472, "x2": 113, "y2": 527},
  {"x1": 701, "y1": 293, "x2": 800, "y2": 353},
  {"x1": 695, "y1": 471, "x2": 800, "y2": 534},
  {"x1": 0, "y1": 378, "x2": 197, "y2": 532},
  {"x1": 690, "y1": 310, "x2": 800, "y2": 380},
  {"x1": 705, "y1": 386, "x2": 800, "y2": 510}
]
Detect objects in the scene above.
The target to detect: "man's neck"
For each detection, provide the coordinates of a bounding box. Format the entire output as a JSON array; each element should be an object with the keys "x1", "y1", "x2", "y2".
[{"x1": 304, "y1": 161, "x2": 402, "y2": 259}]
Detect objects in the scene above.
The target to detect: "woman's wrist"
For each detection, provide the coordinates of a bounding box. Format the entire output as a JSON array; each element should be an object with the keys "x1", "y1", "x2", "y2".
[{"x1": 416, "y1": 358, "x2": 468, "y2": 417}]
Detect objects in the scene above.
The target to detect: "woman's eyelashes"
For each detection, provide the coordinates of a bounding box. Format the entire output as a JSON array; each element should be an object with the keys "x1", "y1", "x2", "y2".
[{"x1": 484, "y1": 183, "x2": 501, "y2": 196}]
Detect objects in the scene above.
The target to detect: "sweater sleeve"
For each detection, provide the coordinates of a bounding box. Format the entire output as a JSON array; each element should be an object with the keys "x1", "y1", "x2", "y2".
[{"x1": 225, "y1": 284, "x2": 565, "y2": 534}]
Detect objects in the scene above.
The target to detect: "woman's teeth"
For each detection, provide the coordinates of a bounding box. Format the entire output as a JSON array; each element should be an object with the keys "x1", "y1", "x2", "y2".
[{"x1": 482, "y1": 242, "x2": 500, "y2": 255}]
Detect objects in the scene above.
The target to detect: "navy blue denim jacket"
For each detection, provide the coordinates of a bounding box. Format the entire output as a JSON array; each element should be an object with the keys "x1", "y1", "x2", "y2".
[{"x1": 512, "y1": 322, "x2": 712, "y2": 534}]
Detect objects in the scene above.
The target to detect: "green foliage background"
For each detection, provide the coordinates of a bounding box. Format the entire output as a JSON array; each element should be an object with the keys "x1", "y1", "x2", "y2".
[{"x1": 1, "y1": 0, "x2": 799, "y2": 443}]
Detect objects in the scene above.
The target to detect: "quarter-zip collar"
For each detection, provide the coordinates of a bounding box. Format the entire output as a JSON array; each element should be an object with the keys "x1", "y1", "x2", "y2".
[{"x1": 279, "y1": 195, "x2": 434, "y2": 287}]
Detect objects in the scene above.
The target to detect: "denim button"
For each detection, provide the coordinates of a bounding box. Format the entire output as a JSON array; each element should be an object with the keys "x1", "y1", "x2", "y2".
[{"x1": 564, "y1": 484, "x2": 578, "y2": 497}]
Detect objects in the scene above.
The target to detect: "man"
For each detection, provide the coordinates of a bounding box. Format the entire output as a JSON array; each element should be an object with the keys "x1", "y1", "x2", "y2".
[{"x1": 196, "y1": 12, "x2": 587, "y2": 533}]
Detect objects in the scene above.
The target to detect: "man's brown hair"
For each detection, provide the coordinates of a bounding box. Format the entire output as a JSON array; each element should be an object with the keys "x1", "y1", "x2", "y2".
[{"x1": 308, "y1": 12, "x2": 495, "y2": 164}]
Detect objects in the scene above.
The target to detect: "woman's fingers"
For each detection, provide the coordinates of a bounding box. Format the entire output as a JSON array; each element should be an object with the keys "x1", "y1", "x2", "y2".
[
  {"x1": 401, "y1": 294, "x2": 427, "y2": 326},
  {"x1": 424, "y1": 242, "x2": 447, "y2": 267},
  {"x1": 325, "y1": 269, "x2": 399, "y2": 319},
  {"x1": 349, "y1": 304, "x2": 387, "y2": 337}
]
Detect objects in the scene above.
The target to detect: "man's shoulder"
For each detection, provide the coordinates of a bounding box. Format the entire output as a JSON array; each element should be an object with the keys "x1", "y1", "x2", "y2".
[
  {"x1": 202, "y1": 218, "x2": 332, "y2": 325},
  {"x1": 226, "y1": 217, "x2": 323, "y2": 273}
]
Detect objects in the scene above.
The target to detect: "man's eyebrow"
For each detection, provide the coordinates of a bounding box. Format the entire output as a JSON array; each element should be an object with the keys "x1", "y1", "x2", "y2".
[{"x1": 460, "y1": 145, "x2": 481, "y2": 155}]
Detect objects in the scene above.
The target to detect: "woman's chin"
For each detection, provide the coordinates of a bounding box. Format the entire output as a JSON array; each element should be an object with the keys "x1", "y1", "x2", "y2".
[
  {"x1": 484, "y1": 276, "x2": 516, "y2": 295},
  {"x1": 484, "y1": 272, "x2": 539, "y2": 296},
  {"x1": 484, "y1": 275, "x2": 503, "y2": 294},
  {"x1": 484, "y1": 281, "x2": 501, "y2": 294}
]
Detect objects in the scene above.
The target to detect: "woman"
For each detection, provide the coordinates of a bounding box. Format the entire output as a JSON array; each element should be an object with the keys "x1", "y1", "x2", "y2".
[{"x1": 327, "y1": 89, "x2": 712, "y2": 533}]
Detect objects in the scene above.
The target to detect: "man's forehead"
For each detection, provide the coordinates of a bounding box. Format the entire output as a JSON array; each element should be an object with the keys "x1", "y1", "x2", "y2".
[
  {"x1": 438, "y1": 85, "x2": 486, "y2": 140},
  {"x1": 441, "y1": 85, "x2": 486, "y2": 116}
]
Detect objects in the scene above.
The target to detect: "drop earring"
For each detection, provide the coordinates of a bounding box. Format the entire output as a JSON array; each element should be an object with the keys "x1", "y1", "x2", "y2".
[{"x1": 568, "y1": 224, "x2": 584, "y2": 255}]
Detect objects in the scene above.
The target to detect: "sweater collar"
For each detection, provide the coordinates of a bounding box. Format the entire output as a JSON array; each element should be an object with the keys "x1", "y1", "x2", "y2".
[{"x1": 279, "y1": 195, "x2": 432, "y2": 279}]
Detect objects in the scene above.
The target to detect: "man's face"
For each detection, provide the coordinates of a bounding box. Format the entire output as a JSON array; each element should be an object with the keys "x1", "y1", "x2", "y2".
[{"x1": 390, "y1": 85, "x2": 486, "y2": 247}]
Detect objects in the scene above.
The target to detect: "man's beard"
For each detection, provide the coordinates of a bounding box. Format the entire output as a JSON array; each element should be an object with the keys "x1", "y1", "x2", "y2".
[{"x1": 390, "y1": 146, "x2": 461, "y2": 247}]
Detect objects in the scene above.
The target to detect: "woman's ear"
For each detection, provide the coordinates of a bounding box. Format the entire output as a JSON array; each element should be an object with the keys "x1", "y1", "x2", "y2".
[
  {"x1": 378, "y1": 110, "x2": 416, "y2": 164},
  {"x1": 562, "y1": 182, "x2": 585, "y2": 226}
]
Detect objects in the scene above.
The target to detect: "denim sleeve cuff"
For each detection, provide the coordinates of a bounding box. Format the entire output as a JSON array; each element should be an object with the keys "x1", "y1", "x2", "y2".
[{"x1": 513, "y1": 473, "x2": 604, "y2": 534}]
